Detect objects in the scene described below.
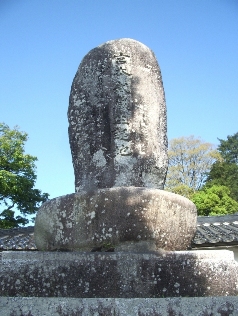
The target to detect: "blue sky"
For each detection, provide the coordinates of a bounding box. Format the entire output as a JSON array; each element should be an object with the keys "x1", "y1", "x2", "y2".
[{"x1": 1, "y1": 0, "x2": 238, "y2": 202}]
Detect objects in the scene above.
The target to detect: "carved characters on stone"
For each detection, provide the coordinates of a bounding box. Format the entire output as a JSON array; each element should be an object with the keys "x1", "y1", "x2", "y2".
[
  {"x1": 68, "y1": 38, "x2": 168, "y2": 192},
  {"x1": 35, "y1": 39, "x2": 197, "y2": 253}
]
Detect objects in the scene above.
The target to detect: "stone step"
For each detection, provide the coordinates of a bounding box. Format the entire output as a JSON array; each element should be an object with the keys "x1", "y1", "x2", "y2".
[
  {"x1": 1, "y1": 297, "x2": 238, "y2": 315},
  {"x1": 1, "y1": 250, "x2": 237, "y2": 298}
]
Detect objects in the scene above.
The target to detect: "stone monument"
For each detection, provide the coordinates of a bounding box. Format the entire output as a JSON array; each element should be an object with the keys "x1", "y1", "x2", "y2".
[
  {"x1": 34, "y1": 38, "x2": 197, "y2": 252},
  {"x1": 1, "y1": 39, "x2": 238, "y2": 314},
  {"x1": 68, "y1": 39, "x2": 167, "y2": 191}
]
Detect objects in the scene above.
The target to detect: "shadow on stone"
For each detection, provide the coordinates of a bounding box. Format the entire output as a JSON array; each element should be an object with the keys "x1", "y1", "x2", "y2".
[{"x1": 2, "y1": 39, "x2": 236, "y2": 300}]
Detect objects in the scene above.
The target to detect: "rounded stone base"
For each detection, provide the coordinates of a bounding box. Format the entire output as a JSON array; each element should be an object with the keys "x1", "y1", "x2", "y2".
[{"x1": 34, "y1": 187, "x2": 197, "y2": 251}]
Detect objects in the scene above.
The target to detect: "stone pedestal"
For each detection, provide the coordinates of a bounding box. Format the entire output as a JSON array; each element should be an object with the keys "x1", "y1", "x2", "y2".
[
  {"x1": 34, "y1": 188, "x2": 197, "y2": 252},
  {"x1": 1, "y1": 297, "x2": 238, "y2": 316},
  {"x1": 1, "y1": 250, "x2": 237, "y2": 298}
]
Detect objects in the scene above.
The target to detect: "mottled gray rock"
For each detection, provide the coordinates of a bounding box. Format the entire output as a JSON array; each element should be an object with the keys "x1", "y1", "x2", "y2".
[
  {"x1": 34, "y1": 188, "x2": 197, "y2": 251},
  {"x1": 1, "y1": 297, "x2": 238, "y2": 316},
  {"x1": 34, "y1": 39, "x2": 196, "y2": 254},
  {"x1": 68, "y1": 38, "x2": 168, "y2": 192},
  {"x1": 1, "y1": 250, "x2": 237, "y2": 298}
]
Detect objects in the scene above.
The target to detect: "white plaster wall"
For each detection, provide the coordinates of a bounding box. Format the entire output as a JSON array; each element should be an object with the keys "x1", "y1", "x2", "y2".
[{"x1": 193, "y1": 246, "x2": 238, "y2": 262}]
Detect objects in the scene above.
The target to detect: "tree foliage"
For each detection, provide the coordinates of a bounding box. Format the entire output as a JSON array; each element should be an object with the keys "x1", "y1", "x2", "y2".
[
  {"x1": 217, "y1": 132, "x2": 238, "y2": 164},
  {"x1": 165, "y1": 136, "x2": 221, "y2": 198},
  {"x1": 0, "y1": 123, "x2": 49, "y2": 228},
  {"x1": 165, "y1": 133, "x2": 238, "y2": 216},
  {"x1": 206, "y1": 162, "x2": 238, "y2": 202},
  {"x1": 206, "y1": 132, "x2": 238, "y2": 202},
  {"x1": 192, "y1": 185, "x2": 238, "y2": 216},
  {"x1": 166, "y1": 184, "x2": 195, "y2": 200}
]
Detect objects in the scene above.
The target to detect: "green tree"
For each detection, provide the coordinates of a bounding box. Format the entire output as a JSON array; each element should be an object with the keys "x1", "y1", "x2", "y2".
[
  {"x1": 217, "y1": 132, "x2": 238, "y2": 164},
  {"x1": 206, "y1": 162, "x2": 238, "y2": 202},
  {"x1": 0, "y1": 123, "x2": 49, "y2": 228},
  {"x1": 192, "y1": 185, "x2": 238, "y2": 216},
  {"x1": 167, "y1": 184, "x2": 195, "y2": 199},
  {"x1": 206, "y1": 132, "x2": 238, "y2": 202},
  {"x1": 165, "y1": 136, "x2": 221, "y2": 198}
]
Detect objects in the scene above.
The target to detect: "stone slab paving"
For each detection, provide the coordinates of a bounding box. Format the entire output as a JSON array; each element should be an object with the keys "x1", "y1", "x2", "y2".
[
  {"x1": 1, "y1": 250, "x2": 237, "y2": 298},
  {"x1": 1, "y1": 297, "x2": 238, "y2": 316}
]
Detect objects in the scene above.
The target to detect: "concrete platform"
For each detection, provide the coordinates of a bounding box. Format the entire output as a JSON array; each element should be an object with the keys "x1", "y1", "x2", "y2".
[
  {"x1": 1, "y1": 297, "x2": 238, "y2": 316},
  {"x1": 1, "y1": 250, "x2": 237, "y2": 298}
]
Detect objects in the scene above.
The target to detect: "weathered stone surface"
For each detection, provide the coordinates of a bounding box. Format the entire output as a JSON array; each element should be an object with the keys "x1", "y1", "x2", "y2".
[
  {"x1": 1, "y1": 250, "x2": 237, "y2": 298},
  {"x1": 1, "y1": 297, "x2": 238, "y2": 316},
  {"x1": 68, "y1": 38, "x2": 168, "y2": 192},
  {"x1": 34, "y1": 187, "x2": 197, "y2": 251}
]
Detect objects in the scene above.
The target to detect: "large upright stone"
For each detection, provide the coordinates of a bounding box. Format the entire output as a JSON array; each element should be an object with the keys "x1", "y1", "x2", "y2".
[
  {"x1": 35, "y1": 39, "x2": 197, "y2": 252},
  {"x1": 68, "y1": 38, "x2": 168, "y2": 192}
]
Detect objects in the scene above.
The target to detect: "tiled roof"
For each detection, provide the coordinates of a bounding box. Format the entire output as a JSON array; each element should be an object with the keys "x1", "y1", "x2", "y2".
[
  {"x1": 0, "y1": 226, "x2": 36, "y2": 251},
  {"x1": 193, "y1": 214, "x2": 238, "y2": 248},
  {"x1": 1, "y1": 215, "x2": 238, "y2": 251}
]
